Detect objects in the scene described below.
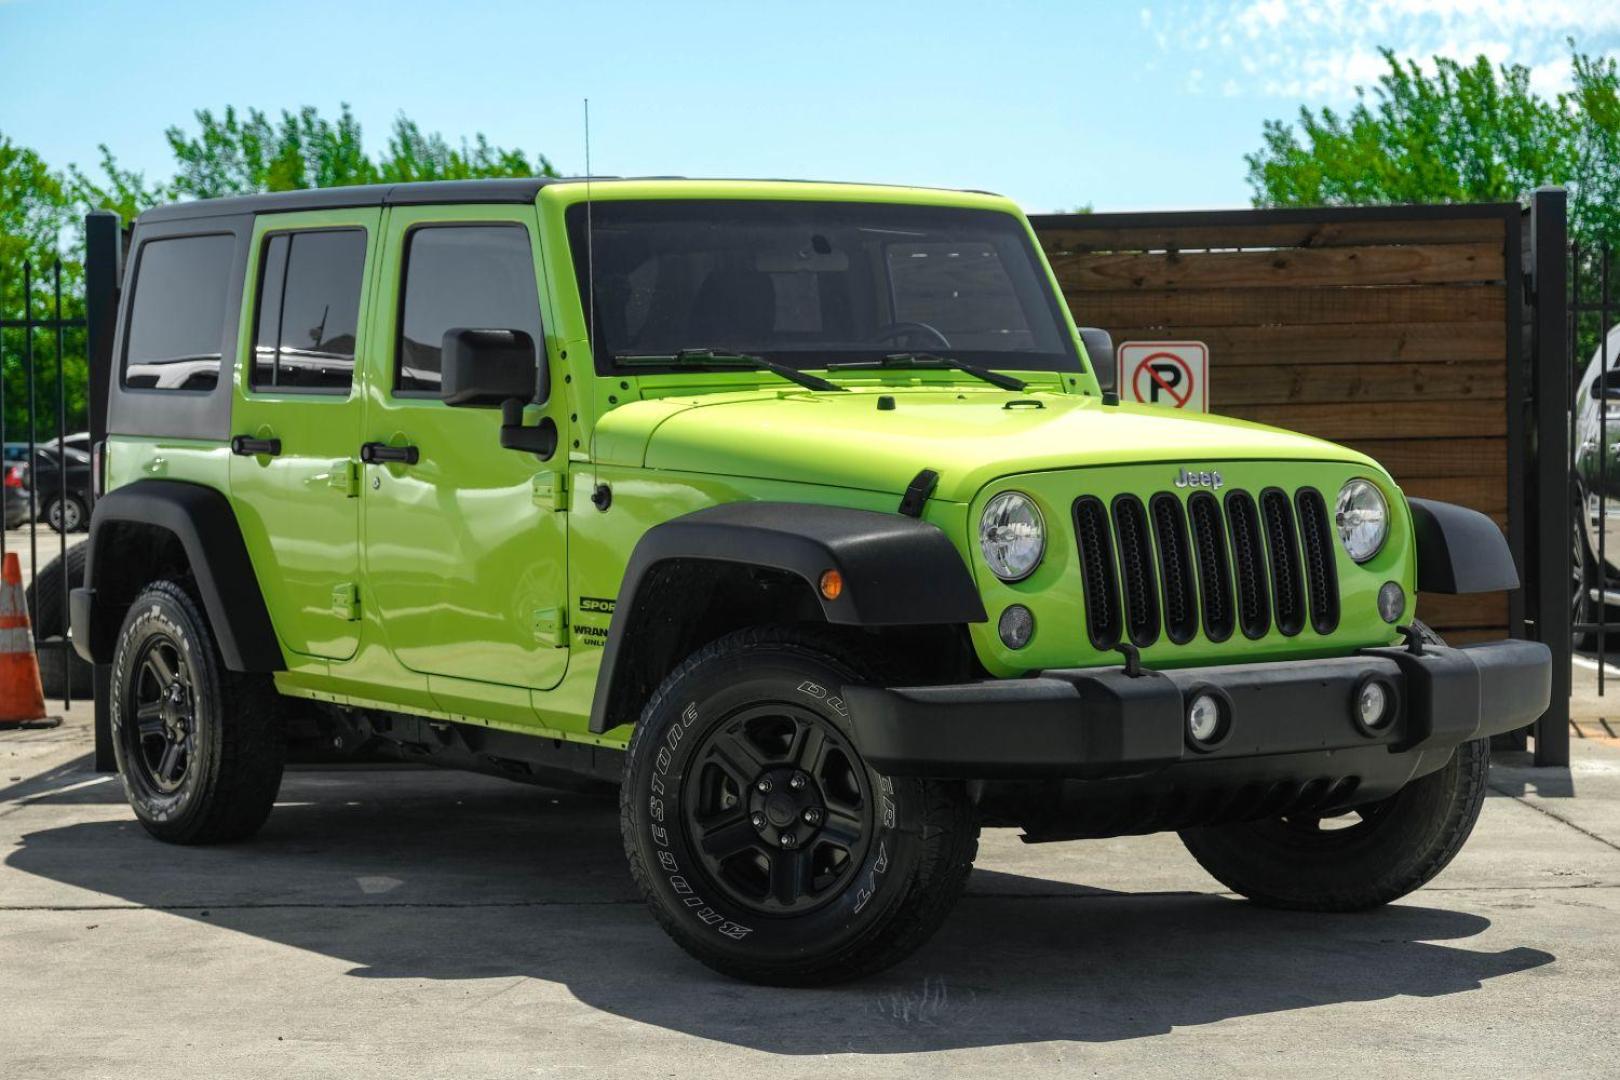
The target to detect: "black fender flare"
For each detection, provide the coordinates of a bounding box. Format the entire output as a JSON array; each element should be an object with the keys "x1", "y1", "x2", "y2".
[
  {"x1": 1408, "y1": 497, "x2": 1520, "y2": 594},
  {"x1": 70, "y1": 480, "x2": 285, "y2": 671},
  {"x1": 588, "y1": 502, "x2": 987, "y2": 733}
]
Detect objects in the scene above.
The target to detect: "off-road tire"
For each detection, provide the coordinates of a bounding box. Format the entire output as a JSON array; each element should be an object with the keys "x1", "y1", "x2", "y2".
[
  {"x1": 621, "y1": 626, "x2": 979, "y2": 986},
  {"x1": 26, "y1": 543, "x2": 87, "y2": 641},
  {"x1": 1179, "y1": 622, "x2": 1488, "y2": 911},
  {"x1": 111, "y1": 579, "x2": 285, "y2": 844}
]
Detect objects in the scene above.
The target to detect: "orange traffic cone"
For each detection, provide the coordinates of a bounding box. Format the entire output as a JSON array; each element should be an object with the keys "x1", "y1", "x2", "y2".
[{"x1": 0, "y1": 552, "x2": 51, "y2": 729}]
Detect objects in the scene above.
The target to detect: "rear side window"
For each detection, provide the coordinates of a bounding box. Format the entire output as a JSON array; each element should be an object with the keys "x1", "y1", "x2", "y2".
[
  {"x1": 397, "y1": 225, "x2": 541, "y2": 394},
  {"x1": 122, "y1": 234, "x2": 235, "y2": 391},
  {"x1": 252, "y1": 229, "x2": 367, "y2": 393}
]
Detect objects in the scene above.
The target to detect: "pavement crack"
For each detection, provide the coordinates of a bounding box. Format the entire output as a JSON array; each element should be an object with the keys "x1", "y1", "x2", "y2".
[{"x1": 1489, "y1": 780, "x2": 1620, "y2": 856}]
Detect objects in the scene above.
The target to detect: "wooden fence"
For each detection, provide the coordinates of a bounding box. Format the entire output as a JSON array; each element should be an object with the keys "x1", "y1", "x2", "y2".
[{"x1": 1030, "y1": 205, "x2": 1524, "y2": 644}]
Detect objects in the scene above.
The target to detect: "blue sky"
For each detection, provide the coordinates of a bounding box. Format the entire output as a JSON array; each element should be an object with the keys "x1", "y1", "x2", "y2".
[{"x1": 3, "y1": 0, "x2": 1618, "y2": 213}]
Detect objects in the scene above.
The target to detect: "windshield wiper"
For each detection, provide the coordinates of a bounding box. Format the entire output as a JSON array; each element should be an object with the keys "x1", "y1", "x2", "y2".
[
  {"x1": 614, "y1": 348, "x2": 847, "y2": 392},
  {"x1": 826, "y1": 352, "x2": 1027, "y2": 392}
]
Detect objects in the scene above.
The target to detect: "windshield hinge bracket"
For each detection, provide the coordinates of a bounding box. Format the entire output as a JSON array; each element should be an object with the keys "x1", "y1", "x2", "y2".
[{"x1": 898, "y1": 469, "x2": 940, "y2": 518}]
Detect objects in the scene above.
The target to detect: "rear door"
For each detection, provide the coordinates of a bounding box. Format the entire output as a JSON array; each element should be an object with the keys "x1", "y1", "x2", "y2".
[
  {"x1": 229, "y1": 210, "x2": 379, "y2": 660},
  {"x1": 359, "y1": 204, "x2": 568, "y2": 695}
]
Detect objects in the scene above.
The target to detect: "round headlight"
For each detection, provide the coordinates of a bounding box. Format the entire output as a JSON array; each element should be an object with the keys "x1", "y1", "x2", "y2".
[
  {"x1": 1336, "y1": 479, "x2": 1388, "y2": 563},
  {"x1": 979, "y1": 492, "x2": 1045, "y2": 582}
]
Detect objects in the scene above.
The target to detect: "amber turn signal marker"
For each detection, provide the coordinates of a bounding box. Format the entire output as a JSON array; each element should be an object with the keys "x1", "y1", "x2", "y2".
[{"x1": 819, "y1": 569, "x2": 843, "y2": 601}]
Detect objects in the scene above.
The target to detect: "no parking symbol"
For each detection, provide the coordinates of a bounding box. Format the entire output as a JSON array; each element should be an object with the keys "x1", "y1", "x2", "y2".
[{"x1": 1118, "y1": 341, "x2": 1208, "y2": 412}]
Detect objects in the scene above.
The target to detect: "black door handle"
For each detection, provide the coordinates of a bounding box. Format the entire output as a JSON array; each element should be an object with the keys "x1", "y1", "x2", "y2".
[
  {"x1": 360, "y1": 442, "x2": 420, "y2": 465},
  {"x1": 230, "y1": 435, "x2": 282, "y2": 457}
]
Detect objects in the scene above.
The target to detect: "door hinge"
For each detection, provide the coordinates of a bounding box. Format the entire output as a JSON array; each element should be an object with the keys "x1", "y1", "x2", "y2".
[
  {"x1": 332, "y1": 583, "x2": 361, "y2": 621},
  {"x1": 532, "y1": 607, "x2": 567, "y2": 648},
  {"x1": 329, "y1": 459, "x2": 361, "y2": 497},
  {"x1": 532, "y1": 471, "x2": 568, "y2": 511}
]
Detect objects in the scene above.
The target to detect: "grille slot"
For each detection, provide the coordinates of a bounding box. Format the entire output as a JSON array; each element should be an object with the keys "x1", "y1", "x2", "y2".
[
  {"x1": 1260, "y1": 488, "x2": 1306, "y2": 636},
  {"x1": 1073, "y1": 496, "x2": 1121, "y2": 649},
  {"x1": 1187, "y1": 493, "x2": 1234, "y2": 642},
  {"x1": 1150, "y1": 494, "x2": 1198, "y2": 644},
  {"x1": 1224, "y1": 490, "x2": 1271, "y2": 639},
  {"x1": 1295, "y1": 488, "x2": 1341, "y2": 634},
  {"x1": 1112, "y1": 496, "x2": 1161, "y2": 646}
]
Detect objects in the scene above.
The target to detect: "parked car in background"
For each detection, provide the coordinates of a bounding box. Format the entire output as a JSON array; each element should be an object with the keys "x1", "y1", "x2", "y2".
[
  {"x1": 1570, "y1": 323, "x2": 1620, "y2": 646},
  {"x1": 22, "y1": 446, "x2": 92, "y2": 533},
  {"x1": 2, "y1": 460, "x2": 30, "y2": 528}
]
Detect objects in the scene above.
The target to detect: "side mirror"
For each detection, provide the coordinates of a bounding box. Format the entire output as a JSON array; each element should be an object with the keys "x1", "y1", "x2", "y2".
[
  {"x1": 440, "y1": 328, "x2": 542, "y2": 407},
  {"x1": 1593, "y1": 368, "x2": 1620, "y2": 400},
  {"x1": 1079, "y1": 327, "x2": 1115, "y2": 393}
]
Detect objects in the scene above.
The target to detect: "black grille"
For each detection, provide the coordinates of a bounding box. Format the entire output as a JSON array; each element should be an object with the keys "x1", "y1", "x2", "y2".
[
  {"x1": 1188, "y1": 492, "x2": 1235, "y2": 642},
  {"x1": 1225, "y1": 491, "x2": 1271, "y2": 639},
  {"x1": 1261, "y1": 488, "x2": 1306, "y2": 636},
  {"x1": 1112, "y1": 496, "x2": 1160, "y2": 646},
  {"x1": 1073, "y1": 497, "x2": 1121, "y2": 649},
  {"x1": 1295, "y1": 488, "x2": 1341, "y2": 634},
  {"x1": 1150, "y1": 494, "x2": 1198, "y2": 644},
  {"x1": 1074, "y1": 485, "x2": 1336, "y2": 649}
]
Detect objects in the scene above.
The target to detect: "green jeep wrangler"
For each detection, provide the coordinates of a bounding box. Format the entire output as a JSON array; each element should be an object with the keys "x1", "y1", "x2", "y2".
[{"x1": 72, "y1": 177, "x2": 1551, "y2": 985}]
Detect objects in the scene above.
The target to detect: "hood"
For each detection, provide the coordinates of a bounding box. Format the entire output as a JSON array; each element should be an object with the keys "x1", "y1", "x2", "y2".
[{"x1": 598, "y1": 388, "x2": 1378, "y2": 502}]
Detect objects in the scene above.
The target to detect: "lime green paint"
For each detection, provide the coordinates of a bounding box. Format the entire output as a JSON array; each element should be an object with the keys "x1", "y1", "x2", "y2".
[
  {"x1": 105, "y1": 178, "x2": 1414, "y2": 756},
  {"x1": 229, "y1": 207, "x2": 380, "y2": 662}
]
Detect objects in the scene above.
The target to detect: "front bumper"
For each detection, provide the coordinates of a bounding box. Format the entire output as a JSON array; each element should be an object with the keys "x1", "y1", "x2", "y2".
[{"x1": 844, "y1": 639, "x2": 1551, "y2": 780}]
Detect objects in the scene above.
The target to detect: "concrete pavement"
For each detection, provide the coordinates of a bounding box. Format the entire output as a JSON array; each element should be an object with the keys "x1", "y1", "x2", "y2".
[{"x1": 2, "y1": 706, "x2": 1617, "y2": 1078}]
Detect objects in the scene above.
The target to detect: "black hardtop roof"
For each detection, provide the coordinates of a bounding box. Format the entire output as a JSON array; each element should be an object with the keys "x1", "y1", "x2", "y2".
[
  {"x1": 134, "y1": 176, "x2": 1002, "y2": 225},
  {"x1": 134, "y1": 177, "x2": 571, "y2": 224}
]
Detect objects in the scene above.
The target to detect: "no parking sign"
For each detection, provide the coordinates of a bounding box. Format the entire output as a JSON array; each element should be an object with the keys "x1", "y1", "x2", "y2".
[{"x1": 1117, "y1": 341, "x2": 1208, "y2": 412}]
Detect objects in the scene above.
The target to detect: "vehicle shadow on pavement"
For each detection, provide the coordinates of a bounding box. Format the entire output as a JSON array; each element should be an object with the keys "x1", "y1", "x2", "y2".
[{"x1": 5, "y1": 768, "x2": 1556, "y2": 1054}]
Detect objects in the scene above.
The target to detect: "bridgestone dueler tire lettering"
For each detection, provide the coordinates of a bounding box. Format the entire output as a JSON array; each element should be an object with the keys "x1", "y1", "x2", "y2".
[
  {"x1": 111, "y1": 579, "x2": 286, "y2": 845},
  {"x1": 620, "y1": 626, "x2": 979, "y2": 986}
]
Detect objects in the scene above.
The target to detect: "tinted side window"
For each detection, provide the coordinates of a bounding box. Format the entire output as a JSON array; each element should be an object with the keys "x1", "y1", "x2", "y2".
[
  {"x1": 397, "y1": 225, "x2": 541, "y2": 394},
  {"x1": 123, "y1": 234, "x2": 235, "y2": 391},
  {"x1": 253, "y1": 229, "x2": 367, "y2": 392}
]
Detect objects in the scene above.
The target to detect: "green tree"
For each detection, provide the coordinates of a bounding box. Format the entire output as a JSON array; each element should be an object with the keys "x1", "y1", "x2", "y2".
[
  {"x1": 163, "y1": 104, "x2": 555, "y2": 198},
  {"x1": 1246, "y1": 45, "x2": 1620, "y2": 249},
  {"x1": 1, "y1": 131, "x2": 84, "y2": 446}
]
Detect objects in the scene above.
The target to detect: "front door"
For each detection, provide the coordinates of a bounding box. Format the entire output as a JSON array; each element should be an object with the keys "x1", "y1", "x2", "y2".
[
  {"x1": 360, "y1": 205, "x2": 568, "y2": 693},
  {"x1": 230, "y1": 211, "x2": 378, "y2": 661}
]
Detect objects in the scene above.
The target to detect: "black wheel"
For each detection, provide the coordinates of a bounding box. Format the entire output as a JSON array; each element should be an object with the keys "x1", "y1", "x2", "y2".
[
  {"x1": 44, "y1": 493, "x2": 87, "y2": 534},
  {"x1": 1180, "y1": 622, "x2": 1488, "y2": 911},
  {"x1": 111, "y1": 579, "x2": 285, "y2": 844},
  {"x1": 1574, "y1": 497, "x2": 1601, "y2": 651},
  {"x1": 621, "y1": 626, "x2": 978, "y2": 985}
]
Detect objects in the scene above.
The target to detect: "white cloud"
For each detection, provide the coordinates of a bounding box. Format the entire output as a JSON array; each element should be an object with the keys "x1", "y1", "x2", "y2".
[{"x1": 1145, "y1": 0, "x2": 1620, "y2": 100}]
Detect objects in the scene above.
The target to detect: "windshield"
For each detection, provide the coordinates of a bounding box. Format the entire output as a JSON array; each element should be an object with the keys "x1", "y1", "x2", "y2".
[{"x1": 566, "y1": 200, "x2": 1079, "y2": 377}]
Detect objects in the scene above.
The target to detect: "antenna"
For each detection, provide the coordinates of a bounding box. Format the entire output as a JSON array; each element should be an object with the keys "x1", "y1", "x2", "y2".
[{"x1": 584, "y1": 98, "x2": 596, "y2": 364}]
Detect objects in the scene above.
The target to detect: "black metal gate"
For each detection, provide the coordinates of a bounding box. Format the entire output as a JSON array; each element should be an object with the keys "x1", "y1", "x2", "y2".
[{"x1": 0, "y1": 212, "x2": 121, "y2": 718}]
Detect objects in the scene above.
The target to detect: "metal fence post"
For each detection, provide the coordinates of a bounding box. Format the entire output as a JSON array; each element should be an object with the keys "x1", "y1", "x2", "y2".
[
  {"x1": 1530, "y1": 187, "x2": 1571, "y2": 767},
  {"x1": 83, "y1": 211, "x2": 121, "y2": 773}
]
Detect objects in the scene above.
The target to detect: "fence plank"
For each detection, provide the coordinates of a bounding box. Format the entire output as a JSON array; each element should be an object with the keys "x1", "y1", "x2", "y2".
[
  {"x1": 1035, "y1": 216, "x2": 1506, "y2": 254},
  {"x1": 1210, "y1": 361, "x2": 1504, "y2": 406},
  {"x1": 1417, "y1": 592, "x2": 1509, "y2": 627},
  {"x1": 1339, "y1": 438, "x2": 1506, "y2": 479},
  {"x1": 1054, "y1": 243, "x2": 1504, "y2": 291},
  {"x1": 1096, "y1": 322, "x2": 1507, "y2": 365},
  {"x1": 1075, "y1": 284, "x2": 1504, "y2": 328},
  {"x1": 1220, "y1": 399, "x2": 1506, "y2": 440}
]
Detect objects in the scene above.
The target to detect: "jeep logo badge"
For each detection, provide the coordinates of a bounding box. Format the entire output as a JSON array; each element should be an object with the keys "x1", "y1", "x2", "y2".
[{"x1": 1173, "y1": 467, "x2": 1223, "y2": 490}]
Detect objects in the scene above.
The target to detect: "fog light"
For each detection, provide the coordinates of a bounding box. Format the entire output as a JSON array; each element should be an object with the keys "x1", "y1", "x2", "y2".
[
  {"x1": 1356, "y1": 679, "x2": 1394, "y2": 731},
  {"x1": 1377, "y1": 581, "x2": 1405, "y2": 623},
  {"x1": 1187, "y1": 691, "x2": 1226, "y2": 747},
  {"x1": 998, "y1": 604, "x2": 1035, "y2": 649}
]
